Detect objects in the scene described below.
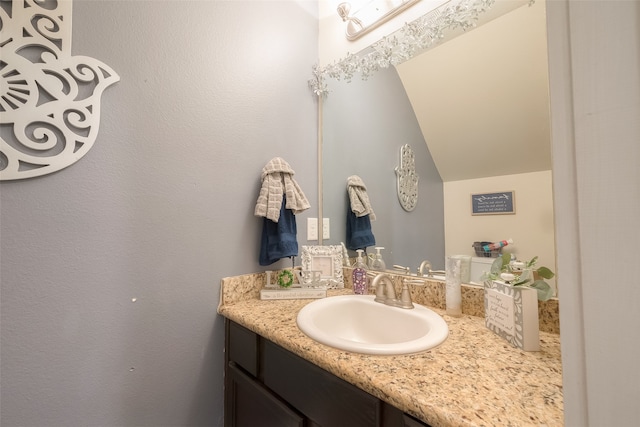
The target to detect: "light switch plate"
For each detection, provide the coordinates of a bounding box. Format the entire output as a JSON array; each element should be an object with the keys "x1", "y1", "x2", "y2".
[
  {"x1": 307, "y1": 218, "x2": 318, "y2": 240},
  {"x1": 322, "y1": 218, "x2": 330, "y2": 239}
]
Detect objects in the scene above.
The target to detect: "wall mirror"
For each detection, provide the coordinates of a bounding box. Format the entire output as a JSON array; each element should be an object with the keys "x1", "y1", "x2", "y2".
[{"x1": 317, "y1": 0, "x2": 556, "y2": 292}]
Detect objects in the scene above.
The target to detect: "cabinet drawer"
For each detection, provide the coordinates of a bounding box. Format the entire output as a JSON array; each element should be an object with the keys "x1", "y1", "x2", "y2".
[
  {"x1": 227, "y1": 321, "x2": 259, "y2": 376},
  {"x1": 263, "y1": 340, "x2": 380, "y2": 427}
]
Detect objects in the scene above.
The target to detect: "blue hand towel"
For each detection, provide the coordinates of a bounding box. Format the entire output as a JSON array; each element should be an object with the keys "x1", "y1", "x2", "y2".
[
  {"x1": 259, "y1": 195, "x2": 298, "y2": 266},
  {"x1": 346, "y1": 209, "x2": 375, "y2": 251}
]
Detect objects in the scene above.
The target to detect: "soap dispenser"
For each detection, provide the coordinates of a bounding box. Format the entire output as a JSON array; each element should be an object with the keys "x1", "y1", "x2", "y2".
[
  {"x1": 352, "y1": 249, "x2": 368, "y2": 295},
  {"x1": 370, "y1": 247, "x2": 386, "y2": 272}
]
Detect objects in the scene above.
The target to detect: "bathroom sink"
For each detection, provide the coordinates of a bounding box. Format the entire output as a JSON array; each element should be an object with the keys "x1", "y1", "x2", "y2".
[{"x1": 296, "y1": 295, "x2": 448, "y2": 355}]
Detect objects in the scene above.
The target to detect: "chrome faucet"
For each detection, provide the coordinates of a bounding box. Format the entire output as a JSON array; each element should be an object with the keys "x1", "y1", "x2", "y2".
[
  {"x1": 416, "y1": 260, "x2": 447, "y2": 278},
  {"x1": 372, "y1": 273, "x2": 396, "y2": 303},
  {"x1": 371, "y1": 273, "x2": 414, "y2": 309},
  {"x1": 418, "y1": 260, "x2": 432, "y2": 277}
]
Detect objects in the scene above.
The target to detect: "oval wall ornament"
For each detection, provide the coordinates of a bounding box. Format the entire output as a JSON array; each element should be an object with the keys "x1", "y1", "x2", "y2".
[
  {"x1": 395, "y1": 144, "x2": 419, "y2": 211},
  {"x1": 0, "y1": 0, "x2": 120, "y2": 181}
]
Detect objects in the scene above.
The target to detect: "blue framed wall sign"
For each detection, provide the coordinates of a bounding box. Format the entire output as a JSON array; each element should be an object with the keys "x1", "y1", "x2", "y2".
[{"x1": 471, "y1": 191, "x2": 515, "y2": 215}]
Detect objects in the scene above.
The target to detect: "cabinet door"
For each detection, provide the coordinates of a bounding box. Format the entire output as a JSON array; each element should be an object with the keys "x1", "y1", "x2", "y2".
[
  {"x1": 226, "y1": 362, "x2": 304, "y2": 427},
  {"x1": 227, "y1": 320, "x2": 259, "y2": 376},
  {"x1": 263, "y1": 340, "x2": 380, "y2": 427},
  {"x1": 380, "y1": 402, "x2": 430, "y2": 427},
  {"x1": 402, "y1": 413, "x2": 431, "y2": 427}
]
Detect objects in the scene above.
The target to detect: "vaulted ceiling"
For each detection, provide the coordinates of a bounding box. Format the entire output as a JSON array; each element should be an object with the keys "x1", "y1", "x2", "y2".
[{"x1": 395, "y1": 0, "x2": 551, "y2": 182}]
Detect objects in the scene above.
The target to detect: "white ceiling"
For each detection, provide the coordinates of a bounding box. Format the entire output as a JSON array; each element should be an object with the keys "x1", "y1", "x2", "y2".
[{"x1": 395, "y1": 0, "x2": 551, "y2": 182}]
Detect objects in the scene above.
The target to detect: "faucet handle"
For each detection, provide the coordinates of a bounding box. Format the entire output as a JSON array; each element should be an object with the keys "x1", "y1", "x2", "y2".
[
  {"x1": 397, "y1": 282, "x2": 415, "y2": 309},
  {"x1": 392, "y1": 264, "x2": 411, "y2": 274}
]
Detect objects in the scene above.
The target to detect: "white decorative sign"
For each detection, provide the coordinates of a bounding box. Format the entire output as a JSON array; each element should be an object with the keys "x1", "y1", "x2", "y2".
[
  {"x1": 0, "y1": 0, "x2": 120, "y2": 180},
  {"x1": 484, "y1": 280, "x2": 540, "y2": 351},
  {"x1": 395, "y1": 144, "x2": 419, "y2": 211},
  {"x1": 260, "y1": 288, "x2": 327, "y2": 300}
]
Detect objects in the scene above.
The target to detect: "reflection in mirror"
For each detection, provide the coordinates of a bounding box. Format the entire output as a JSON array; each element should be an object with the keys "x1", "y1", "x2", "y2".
[
  {"x1": 336, "y1": 0, "x2": 423, "y2": 41},
  {"x1": 319, "y1": 0, "x2": 556, "y2": 293},
  {"x1": 395, "y1": 144, "x2": 420, "y2": 212},
  {"x1": 322, "y1": 67, "x2": 445, "y2": 271}
]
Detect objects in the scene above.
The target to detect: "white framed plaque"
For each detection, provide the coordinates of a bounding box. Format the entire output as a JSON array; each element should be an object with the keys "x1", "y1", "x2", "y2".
[{"x1": 484, "y1": 280, "x2": 539, "y2": 351}]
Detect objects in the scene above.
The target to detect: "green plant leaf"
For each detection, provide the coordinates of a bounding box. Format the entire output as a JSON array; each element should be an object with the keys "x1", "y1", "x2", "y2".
[
  {"x1": 512, "y1": 278, "x2": 531, "y2": 287},
  {"x1": 526, "y1": 256, "x2": 538, "y2": 268},
  {"x1": 530, "y1": 280, "x2": 554, "y2": 301},
  {"x1": 517, "y1": 269, "x2": 533, "y2": 283},
  {"x1": 480, "y1": 271, "x2": 495, "y2": 282},
  {"x1": 490, "y1": 257, "x2": 504, "y2": 275},
  {"x1": 501, "y1": 253, "x2": 511, "y2": 269},
  {"x1": 536, "y1": 266, "x2": 555, "y2": 279}
]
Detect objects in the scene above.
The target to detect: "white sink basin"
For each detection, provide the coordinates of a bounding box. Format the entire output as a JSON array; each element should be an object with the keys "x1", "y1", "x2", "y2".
[{"x1": 296, "y1": 295, "x2": 449, "y2": 355}]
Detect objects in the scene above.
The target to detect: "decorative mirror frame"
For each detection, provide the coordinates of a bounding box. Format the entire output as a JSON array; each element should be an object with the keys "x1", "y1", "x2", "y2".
[
  {"x1": 310, "y1": 0, "x2": 534, "y2": 95},
  {"x1": 301, "y1": 245, "x2": 344, "y2": 289}
]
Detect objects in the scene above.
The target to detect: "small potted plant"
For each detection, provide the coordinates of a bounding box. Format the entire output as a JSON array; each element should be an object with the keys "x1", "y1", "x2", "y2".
[{"x1": 482, "y1": 254, "x2": 555, "y2": 301}]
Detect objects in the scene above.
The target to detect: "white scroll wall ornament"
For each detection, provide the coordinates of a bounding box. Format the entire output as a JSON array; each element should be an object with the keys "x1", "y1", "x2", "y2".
[
  {"x1": 395, "y1": 144, "x2": 419, "y2": 211},
  {"x1": 0, "y1": 0, "x2": 119, "y2": 180}
]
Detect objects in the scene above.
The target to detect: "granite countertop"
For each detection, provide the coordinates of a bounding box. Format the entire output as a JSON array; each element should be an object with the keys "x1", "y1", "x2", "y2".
[{"x1": 218, "y1": 275, "x2": 563, "y2": 427}]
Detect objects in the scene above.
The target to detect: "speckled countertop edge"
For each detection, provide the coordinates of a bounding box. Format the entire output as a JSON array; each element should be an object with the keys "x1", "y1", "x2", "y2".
[{"x1": 218, "y1": 273, "x2": 563, "y2": 427}]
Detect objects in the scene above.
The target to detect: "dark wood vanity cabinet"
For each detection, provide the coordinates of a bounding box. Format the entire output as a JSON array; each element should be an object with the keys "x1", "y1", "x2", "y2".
[{"x1": 224, "y1": 319, "x2": 430, "y2": 427}]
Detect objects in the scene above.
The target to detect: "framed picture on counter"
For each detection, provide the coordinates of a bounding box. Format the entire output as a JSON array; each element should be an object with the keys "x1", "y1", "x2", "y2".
[{"x1": 301, "y1": 245, "x2": 344, "y2": 289}]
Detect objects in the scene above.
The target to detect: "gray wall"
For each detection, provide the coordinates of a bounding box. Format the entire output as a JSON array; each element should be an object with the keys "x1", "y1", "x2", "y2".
[
  {"x1": 0, "y1": 1, "x2": 318, "y2": 426},
  {"x1": 322, "y1": 67, "x2": 445, "y2": 270}
]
